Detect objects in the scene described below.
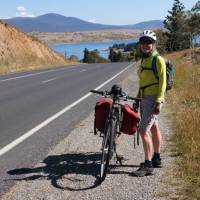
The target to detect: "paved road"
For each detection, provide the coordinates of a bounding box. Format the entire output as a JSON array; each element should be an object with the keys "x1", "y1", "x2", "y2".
[{"x1": 0, "y1": 62, "x2": 135, "y2": 196}]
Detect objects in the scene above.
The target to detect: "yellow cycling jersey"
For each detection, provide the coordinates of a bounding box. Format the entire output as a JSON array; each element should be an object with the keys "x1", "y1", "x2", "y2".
[{"x1": 138, "y1": 50, "x2": 166, "y2": 103}]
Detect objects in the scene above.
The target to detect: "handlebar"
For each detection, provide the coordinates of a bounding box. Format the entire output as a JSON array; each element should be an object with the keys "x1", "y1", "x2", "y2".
[
  {"x1": 90, "y1": 89, "x2": 142, "y2": 102},
  {"x1": 126, "y1": 96, "x2": 142, "y2": 101},
  {"x1": 90, "y1": 90, "x2": 105, "y2": 96}
]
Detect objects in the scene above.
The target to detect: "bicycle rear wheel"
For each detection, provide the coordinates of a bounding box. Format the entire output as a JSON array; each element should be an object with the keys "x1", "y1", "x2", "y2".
[{"x1": 100, "y1": 118, "x2": 117, "y2": 181}]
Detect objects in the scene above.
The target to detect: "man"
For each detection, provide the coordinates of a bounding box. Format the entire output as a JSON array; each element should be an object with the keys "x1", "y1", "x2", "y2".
[{"x1": 132, "y1": 30, "x2": 166, "y2": 177}]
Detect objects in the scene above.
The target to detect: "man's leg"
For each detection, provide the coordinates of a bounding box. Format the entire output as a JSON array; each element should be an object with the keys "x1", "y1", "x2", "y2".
[
  {"x1": 140, "y1": 129, "x2": 153, "y2": 161},
  {"x1": 131, "y1": 96, "x2": 156, "y2": 176},
  {"x1": 151, "y1": 123, "x2": 162, "y2": 154},
  {"x1": 131, "y1": 128, "x2": 154, "y2": 177},
  {"x1": 151, "y1": 123, "x2": 162, "y2": 167}
]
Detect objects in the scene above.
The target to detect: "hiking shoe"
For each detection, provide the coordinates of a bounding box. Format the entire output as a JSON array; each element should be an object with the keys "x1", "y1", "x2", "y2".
[
  {"x1": 152, "y1": 157, "x2": 162, "y2": 168},
  {"x1": 131, "y1": 163, "x2": 154, "y2": 177}
]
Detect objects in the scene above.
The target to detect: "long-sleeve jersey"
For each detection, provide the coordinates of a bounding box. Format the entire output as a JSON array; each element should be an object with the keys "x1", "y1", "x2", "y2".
[{"x1": 138, "y1": 50, "x2": 166, "y2": 103}]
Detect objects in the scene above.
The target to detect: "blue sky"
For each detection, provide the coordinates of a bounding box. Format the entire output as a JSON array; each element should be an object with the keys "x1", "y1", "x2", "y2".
[{"x1": 0, "y1": 0, "x2": 198, "y2": 25}]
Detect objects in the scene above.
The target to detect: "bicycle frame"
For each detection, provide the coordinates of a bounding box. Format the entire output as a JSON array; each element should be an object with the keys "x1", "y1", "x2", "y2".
[{"x1": 106, "y1": 99, "x2": 122, "y2": 147}]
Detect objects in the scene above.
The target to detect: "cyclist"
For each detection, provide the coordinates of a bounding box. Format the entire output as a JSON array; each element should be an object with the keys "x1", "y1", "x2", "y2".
[{"x1": 132, "y1": 30, "x2": 166, "y2": 177}]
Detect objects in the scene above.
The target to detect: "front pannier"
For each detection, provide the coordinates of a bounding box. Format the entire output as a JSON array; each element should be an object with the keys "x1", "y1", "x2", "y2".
[
  {"x1": 94, "y1": 98, "x2": 113, "y2": 133},
  {"x1": 120, "y1": 104, "x2": 141, "y2": 135}
]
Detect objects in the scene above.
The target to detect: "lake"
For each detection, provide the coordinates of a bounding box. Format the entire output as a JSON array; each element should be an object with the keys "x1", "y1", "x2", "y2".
[{"x1": 49, "y1": 39, "x2": 136, "y2": 60}]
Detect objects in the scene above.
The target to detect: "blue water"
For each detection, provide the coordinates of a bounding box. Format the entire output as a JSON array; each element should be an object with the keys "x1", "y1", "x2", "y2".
[{"x1": 49, "y1": 39, "x2": 136, "y2": 60}]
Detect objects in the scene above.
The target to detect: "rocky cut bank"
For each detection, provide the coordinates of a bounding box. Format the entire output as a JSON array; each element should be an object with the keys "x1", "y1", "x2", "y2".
[{"x1": 0, "y1": 21, "x2": 72, "y2": 74}]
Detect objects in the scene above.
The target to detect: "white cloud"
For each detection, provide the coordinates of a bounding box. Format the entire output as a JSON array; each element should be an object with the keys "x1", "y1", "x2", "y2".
[{"x1": 16, "y1": 6, "x2": 35, "y2": 17}]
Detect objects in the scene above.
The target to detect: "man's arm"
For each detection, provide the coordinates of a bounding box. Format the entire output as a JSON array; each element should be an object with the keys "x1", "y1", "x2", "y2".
[{"x1": 155, "y1": 56, "x2": 166, "y2": 103}]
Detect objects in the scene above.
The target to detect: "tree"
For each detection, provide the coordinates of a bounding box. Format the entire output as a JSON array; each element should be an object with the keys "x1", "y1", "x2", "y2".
[
  {"x1": 82, "y1": 48, "x2": 108, "y2": 63},
  {"x1": 108, "y1": 49, "x2": 123, "y2": 62},
  {"x1": 155, "y1": 29, "x2": 169, "y2": 54},
  {"x1": 69, "y1": 55, "x2": 79, "y2": 62},
  {"x1": 108, "y1": 48, "x2": 115, "y2": 62},
  {"x1": 186, "y1": 1, "x2": 200, "y2": 46},
  {"x1": 164, "y1": 0, "x2": 191, "y2": 51},
  {"x1": 83, "y1": 48, "x2": 89, "y2": 63},
  {"x1": 192, "y1": 0, "x2": 200, "y2": 13},
  {"x1": 108, "y1": 42, "x2": 137, "y2": 62}
]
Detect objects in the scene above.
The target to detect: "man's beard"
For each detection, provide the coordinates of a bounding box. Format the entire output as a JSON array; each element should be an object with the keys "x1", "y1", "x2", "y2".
[
  {"x1": 140, "y1": 47, "x2": 155, "y2": 58},
  {"x1": 141, "y1": 51, "x2": 152, "y2": 58},
  {"x1": 140, "y1": 48, "x2": 155, "y2": 58}
]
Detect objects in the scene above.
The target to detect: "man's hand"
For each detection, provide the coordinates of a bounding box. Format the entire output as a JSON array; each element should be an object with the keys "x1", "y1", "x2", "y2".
[{"x1": 152, "y1": 102, "x2": 161, "y2": 115}]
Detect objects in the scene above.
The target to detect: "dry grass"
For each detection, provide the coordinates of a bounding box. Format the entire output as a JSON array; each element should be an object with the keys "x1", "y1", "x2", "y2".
[{"x1": 166, "y1": 48, "x2": 200, "y2": 199}]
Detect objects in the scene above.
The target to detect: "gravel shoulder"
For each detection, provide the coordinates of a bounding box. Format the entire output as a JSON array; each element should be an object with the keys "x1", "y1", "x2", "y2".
[{"x1": 1, "y1": 66, "x2": 176, "y2": 200}]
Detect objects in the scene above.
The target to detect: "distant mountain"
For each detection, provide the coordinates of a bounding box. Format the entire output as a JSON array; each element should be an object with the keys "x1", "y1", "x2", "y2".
[
  {"x1": 3, "y1": 13, "x2": 163, "y2": 32},
  {"x1": 4, "y1": 13, "x2": 124, "y2": 32},
  {"x1": 125, "y1": 20, "x2": 164, "y2": 29}
]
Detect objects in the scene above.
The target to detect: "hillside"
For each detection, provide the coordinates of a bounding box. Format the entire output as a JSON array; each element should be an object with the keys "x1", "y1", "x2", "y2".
[
  {"x1": 0, "y1": 21, "x2": 72, "y2": 74},
  {"x1": 125, "y1": 20, "x2": 164, "y2": 29},
  {"x1": 3, "y1": 13, "x2": 163, "y2": 32}
]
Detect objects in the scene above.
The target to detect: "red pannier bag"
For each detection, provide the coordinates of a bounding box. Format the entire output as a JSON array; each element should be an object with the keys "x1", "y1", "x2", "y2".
[
  {"x1": 120, "y1": 104, "x2": 141, "y2": 135},
  {"x1": 94, "y1": 98, "x2": 113, "y2": 133}
]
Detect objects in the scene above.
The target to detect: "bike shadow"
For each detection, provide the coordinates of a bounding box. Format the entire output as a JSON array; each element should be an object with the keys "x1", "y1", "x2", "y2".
[
  {"x1": 7, "y1": 152, "x2": 102, "y2": 190},
  {"x1": 7, "y1": 152, "x2": 139, "y2": 191}
]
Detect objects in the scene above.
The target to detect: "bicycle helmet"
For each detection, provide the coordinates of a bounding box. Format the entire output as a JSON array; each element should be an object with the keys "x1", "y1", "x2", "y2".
[{"x1": 139, "y1": 30, "x2": 157, "y2": 43}]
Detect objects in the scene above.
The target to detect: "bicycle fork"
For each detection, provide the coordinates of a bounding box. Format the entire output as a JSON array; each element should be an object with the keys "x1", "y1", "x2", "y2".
[{"x1": 112, "y1": 114, "x2": 124, "y2": 165}]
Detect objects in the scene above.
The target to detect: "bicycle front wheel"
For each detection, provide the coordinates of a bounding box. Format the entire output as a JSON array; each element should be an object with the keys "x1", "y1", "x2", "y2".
[{"x1": 100, "y1": 118, "x2": 117, "y2": 181}]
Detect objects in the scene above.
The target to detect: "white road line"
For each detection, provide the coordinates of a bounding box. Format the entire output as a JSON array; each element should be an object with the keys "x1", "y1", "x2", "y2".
[
  {"x1": 42, "y1": 78, "x2": 57, "y2": 83},
  {"x1": 0, "y1": 63, "x2": 132, "y2": 157},
  {"x1": 0, "y1": 68, "x2": 66, "y2": 83},
  {"x1": 79, "y1": 69, "x2": 87, "y2": 73}
]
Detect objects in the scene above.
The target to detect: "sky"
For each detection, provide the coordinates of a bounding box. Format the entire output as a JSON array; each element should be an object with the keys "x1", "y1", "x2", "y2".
[{"x1": 0, "y1": 0, "x2": 198, "y2": 25}]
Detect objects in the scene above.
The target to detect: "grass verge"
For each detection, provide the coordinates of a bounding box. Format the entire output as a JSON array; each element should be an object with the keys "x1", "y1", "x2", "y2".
[{"x1": 166, "y1": 48, "x2": 200, "y2": 199}]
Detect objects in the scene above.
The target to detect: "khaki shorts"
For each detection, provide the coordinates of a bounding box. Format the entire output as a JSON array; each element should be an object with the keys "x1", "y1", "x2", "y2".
[{"x1": 138, "y1": 96, "x2": 163, "y2": 133}]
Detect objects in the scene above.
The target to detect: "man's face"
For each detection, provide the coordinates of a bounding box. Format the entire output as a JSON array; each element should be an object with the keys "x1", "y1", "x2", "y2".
[
  {"x1": 139, "y1": 36, "x2": 155, "y2": 54},
  {"x1": 140, "y1": 41, "x2": 154, "y2": 54}
]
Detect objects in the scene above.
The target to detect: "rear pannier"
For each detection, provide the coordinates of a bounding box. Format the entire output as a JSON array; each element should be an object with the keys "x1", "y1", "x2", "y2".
[
  {"x1": 94, "y1": 98, "x2": 112, "y2": 133},
  {"x1": 120, "y1": 104, "x2": 140, "y2": 135}
]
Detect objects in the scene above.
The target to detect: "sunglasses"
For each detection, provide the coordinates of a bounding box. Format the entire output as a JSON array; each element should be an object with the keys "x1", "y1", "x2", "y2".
[{"x1": 139, "y1": 40, "x2": 154, "y2": 45}]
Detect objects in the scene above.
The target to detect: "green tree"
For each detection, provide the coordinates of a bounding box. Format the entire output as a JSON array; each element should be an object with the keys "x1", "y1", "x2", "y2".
[
  {"x1": 186, "y1": 1, "x2": 200, "y2": 46},
  {"x1": 69, "y1": 55, "x2": 79, "y2": 62},
  {"x1": 109, "y1": 43, "x2": 137, "y2": 62},
  {"x1": 108, "y1": 48, "x2": 115, "y2": 62},
  {"x1": 82, "y1": 48, "x2": 108, "y2": 63},
  {"x1": 164, "y1": 0, "x2": 191, "y2": 51},
  {"x1": 83, "y1": 48, "x2": 89, "y2": 63},
  {"x1": 155, "y1": 29, "x2": 169, "y2": 54},
  {"x1": 109, "y1": 49, "x2": 123, "y2": 62}
]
